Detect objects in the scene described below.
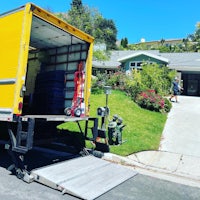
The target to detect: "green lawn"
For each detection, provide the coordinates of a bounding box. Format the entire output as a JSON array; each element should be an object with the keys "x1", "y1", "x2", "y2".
[{"x1": 58, "y1": 90, "x2": 167, "y2": 156}]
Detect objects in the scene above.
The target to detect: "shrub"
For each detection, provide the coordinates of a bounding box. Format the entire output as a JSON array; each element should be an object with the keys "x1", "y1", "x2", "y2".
[
  {"x1": 141, "y1": 63, "x2": 176, "y2": 96},
  {"x1": 107, "y1": 71, "x2": 126, "y2": 90},
  {"x1": 124, "y1": 69, "x2": 144, "y2": 100},
  {"x1": 91, "y1": 86, "x2": 103, "y2": 94},
  {"x1": 91, "y1": 76, "x2": 103, "y2": 94},
  {"x1": 135, "y1": 90, "x2": 168, "y2": 113},
  {"x1": 163, "y1": 97, "x2": 172, "y2": 113}
]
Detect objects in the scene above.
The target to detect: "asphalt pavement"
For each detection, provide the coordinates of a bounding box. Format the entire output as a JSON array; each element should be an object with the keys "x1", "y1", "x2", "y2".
[
  {"x1": 103, "y1": 95, "x2": 200, "y2": 188},
  {"x1": 1, "y1": 165, "x2": 200, "y2": 200}
]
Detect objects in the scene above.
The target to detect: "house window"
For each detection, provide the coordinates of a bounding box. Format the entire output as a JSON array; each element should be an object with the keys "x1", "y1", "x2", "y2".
[
  {"x1": 129, "y1": 61, "x2": 142, "y2": 70},
  {"x1": 129, "y1": 61, "x2": 156, "y2": 71},
  {"x1": 130, "y1": 62, "x2": 136, "y2": 67}
]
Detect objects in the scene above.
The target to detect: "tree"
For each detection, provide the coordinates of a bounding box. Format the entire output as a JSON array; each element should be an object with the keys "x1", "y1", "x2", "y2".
[
  {"x1": 140, "y1": 63, "x2": 176, "y2": 95},
  {"x1": 67, "y1": 1, "x2": 93, "y2": 35},
  {"x1": 93, "y1": 50, "x2": 110, "y2": 61},
  {"x1": 71, "y1": 0, "x2": 83, "y2": 11},
  {"x1": 121, "y1": 37, "x2": 128, "y2": 48},
  {"x1": 182, "y1": 38, "x2": 189, "y2": 51},
  {"x1": 94, "y1": 17, "x2": 117, "y2": 50},
  {"x1": 124, "y1": 38, "x2": 128, "y2": 48},
  {"x1": 159, "y1": 45, "x2": 171, "y2": 53},
  {"x1": 187, "y1": 22, "x2": 200, "y2": 52},
  {"x1": 160, "y1": 38, "x2": 165, "y2": 46},
  {"x1": 57, "y1": 0, "x2": 117, "y2": 50}
]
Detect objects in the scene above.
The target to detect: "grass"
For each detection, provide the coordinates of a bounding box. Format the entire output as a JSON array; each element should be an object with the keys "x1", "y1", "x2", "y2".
[{"x1": 58, "y1": 90, "x2": 167, "y2": 156}]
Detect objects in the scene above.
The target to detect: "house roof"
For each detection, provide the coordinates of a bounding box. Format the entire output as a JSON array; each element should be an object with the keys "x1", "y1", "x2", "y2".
[
  {"x1": 92, "y1": 50, "x2": 200, "y2": 72},
  {"x1": 92, "y1": 60, "x2": 121, "y2": 69},
  {"x1": 160, "y1": 53, "x2": 200, "y2": 71},
  {"x1": 92, "y1": 50, "x2": 161, "y2": 69},
  {"x1": 110, "y1": 50, "x2": 160, "y2": 61},
  {"x1": 117, "y1": 51, "x2": 169, "y2": 63}
]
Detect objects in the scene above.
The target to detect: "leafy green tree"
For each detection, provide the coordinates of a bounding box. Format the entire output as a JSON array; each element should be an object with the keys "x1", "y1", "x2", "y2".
[
  {"x1": 120, "y1": 38, "x2": 125, "y2": 47},
  {"x1": 159, "y1": 45, "x2": 171, "y2": 53},
  {"x1": 187, "y1": 22, "x2": 200, "y2": 52},
  {"x1": 71, "y1": 0, "x2": 83, "y2": 12},
  {"x1": 160, "y1": 38, "x2": 165, "y2": 46},
  {"x1": 124, "y1": 69, "x2": 143, "y2": 99},
  {"x1": 57, "y1": 0, "x2": 117, "y2": 50},
  {"x1": 120, "y1": 37, "x2": 128, "y2": 48},
  {"x1": 182, "y1": 38, "x2": 189, "y2": 51},
  {"x1": 140, "y1": 63, "x2": 176, "y2": 95},
  {"x1": 94, "y1": 17, "x2": 117, "y2": 50},
  {"x1": 93, "y1": 50, "x2": 110, "y2": 61},
  {"x1": 67, "y1": 2, "x2": 93, "y2": 35}
]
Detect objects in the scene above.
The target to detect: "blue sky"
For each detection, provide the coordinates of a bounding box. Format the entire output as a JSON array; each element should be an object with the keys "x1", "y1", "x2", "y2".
[{"x1": 1, "y1": 0, "x2": 200, "y2": 43}]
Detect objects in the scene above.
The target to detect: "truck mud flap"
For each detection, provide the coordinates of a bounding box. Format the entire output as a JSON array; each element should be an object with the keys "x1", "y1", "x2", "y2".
[{"x1": 31, "y1": 155, "x2": 137, "y2": 200}]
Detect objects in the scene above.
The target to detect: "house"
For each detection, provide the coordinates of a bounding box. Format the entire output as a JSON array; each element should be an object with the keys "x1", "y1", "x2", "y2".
[
  {"x1": 117, "y1": 51, "x2": 169, "y2": 75},
  {"x1": 92, "y1": 50, "x2": 200, "y2": 96}
]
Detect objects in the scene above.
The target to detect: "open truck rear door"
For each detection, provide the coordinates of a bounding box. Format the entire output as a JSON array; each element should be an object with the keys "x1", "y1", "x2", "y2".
[{"x1": 0, "y1": 5, "x2": 32, "y2": 121}]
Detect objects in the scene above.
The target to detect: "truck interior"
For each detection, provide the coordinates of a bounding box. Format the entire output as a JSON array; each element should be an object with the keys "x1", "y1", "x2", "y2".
[{"x1": 23, "y1": 15, "x2": 90, "y2": 115}]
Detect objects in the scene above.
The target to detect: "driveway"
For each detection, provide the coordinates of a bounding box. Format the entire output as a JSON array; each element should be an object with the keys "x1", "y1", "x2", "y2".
[
  {"x1": 113, "y1": 95, "x2": 200, "y2": 186},
  {"x1": 159, "y1": 95, "x2": 200, "y2": 157}
]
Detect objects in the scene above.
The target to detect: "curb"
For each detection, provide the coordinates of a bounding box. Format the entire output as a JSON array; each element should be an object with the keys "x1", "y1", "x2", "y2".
[{"x1": 102, "y1": 152, "x2": 200, "y2": 188}]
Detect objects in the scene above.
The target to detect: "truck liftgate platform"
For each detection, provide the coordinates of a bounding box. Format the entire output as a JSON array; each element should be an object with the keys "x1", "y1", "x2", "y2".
[
  {"x1": 31, "y1": 155, "x2": 137, "y2": 200},
  {"x1": 5, "y1": 115, "x2": 137, "y2": 200}
]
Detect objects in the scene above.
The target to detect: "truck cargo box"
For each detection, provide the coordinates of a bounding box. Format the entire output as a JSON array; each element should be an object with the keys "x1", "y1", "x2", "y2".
[{"x1": 0, "y1": 3, "x2": 94, "y2": 121}]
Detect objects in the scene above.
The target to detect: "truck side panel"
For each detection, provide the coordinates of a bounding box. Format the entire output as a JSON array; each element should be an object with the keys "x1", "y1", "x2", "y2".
[{"x1": 0, "y1": 5, "x2": 32, "y2": 120}]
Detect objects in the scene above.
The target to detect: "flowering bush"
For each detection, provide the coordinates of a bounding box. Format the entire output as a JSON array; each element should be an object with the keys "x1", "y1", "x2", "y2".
[
  {"x1": 107, "y1": 71, "x2": 126, "y2": 90},
  {"x1": 135, "y1": 90, "x2": 170, "y2": 113}
]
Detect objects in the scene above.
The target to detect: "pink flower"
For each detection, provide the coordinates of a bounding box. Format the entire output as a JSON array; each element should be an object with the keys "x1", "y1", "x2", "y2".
[{"x1": 147, "y1": 89, "x2": 155, "y2": 93}]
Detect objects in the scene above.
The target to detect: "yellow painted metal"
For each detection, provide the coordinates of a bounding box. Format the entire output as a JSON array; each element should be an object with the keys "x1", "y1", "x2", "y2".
[
  {"x1": 0, "y1": 4, "x2": 32, "y2": 114},
  {"x1": 84, "y1": 42, "x2": 94, "y2": 116},
  {"x1": 13, "y1": 4, "x2": 32, "y2": 114}
]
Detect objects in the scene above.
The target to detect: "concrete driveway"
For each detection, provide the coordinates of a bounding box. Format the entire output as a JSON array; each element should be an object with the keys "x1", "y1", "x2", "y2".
[
  {"x1": 160, "y1": 95, "x2": 200, "y2": 157},
  {"x1": 104, "y1": 95, "x2": 200, "y2": 187}
]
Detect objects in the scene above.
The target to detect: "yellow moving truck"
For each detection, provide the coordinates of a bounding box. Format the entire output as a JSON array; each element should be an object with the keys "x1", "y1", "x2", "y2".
[
  {"x1": 0, "y1": 3, "x2": 99, "y2": 179},
  {"x1": 0, "y1": 5, "x2": 136, "y2": 199}
]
